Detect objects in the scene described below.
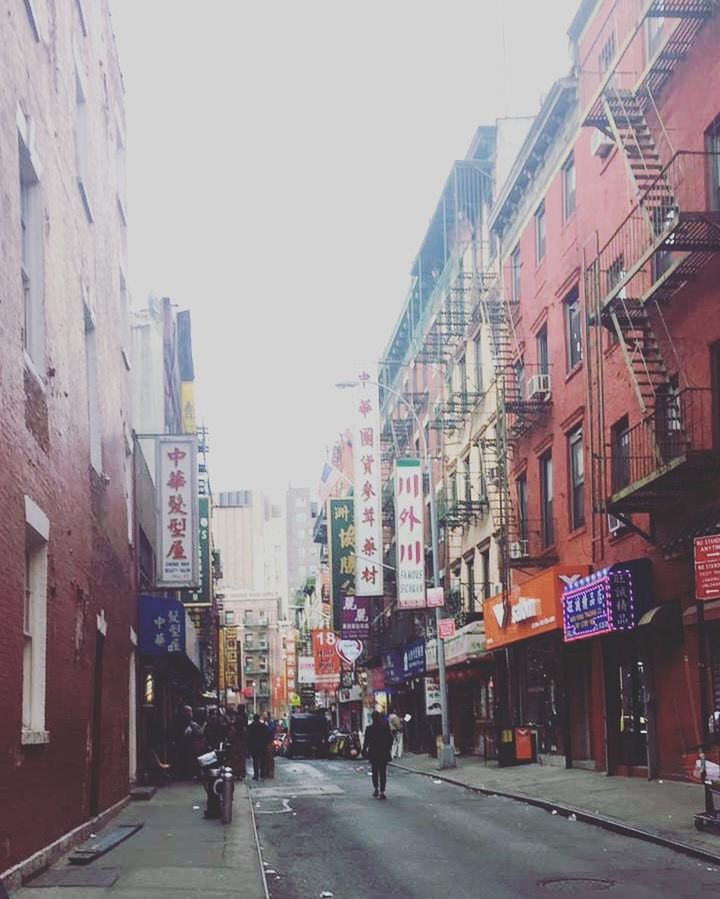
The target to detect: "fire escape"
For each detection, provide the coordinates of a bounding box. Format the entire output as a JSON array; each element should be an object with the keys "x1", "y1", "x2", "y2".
[{"x1": 582, "y1": 0, "x2": 720, "y2": 549}]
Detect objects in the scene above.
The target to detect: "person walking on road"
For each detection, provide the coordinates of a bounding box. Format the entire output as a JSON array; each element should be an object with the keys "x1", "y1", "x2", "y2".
[
  {"x1": 247, "y1": 713, "x2": 272, "y2": 780},
  {"x1": 388, "y1": 711, "x2": 404, "y2": 759},
  {"x1": 363, "y1": 711, "x2": 393, "y2": 799}
]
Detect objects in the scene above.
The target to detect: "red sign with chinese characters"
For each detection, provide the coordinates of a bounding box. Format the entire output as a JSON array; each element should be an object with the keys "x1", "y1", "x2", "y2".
[
  {"x1": 695, "y1": 535, "x2": 720, "y2": 601},
  {"x1": 311, "y1": 629, "x2": 341, "y2": 687},
  {"x1": 438, "y1": 618, "x2": 456, "y2": 639}
]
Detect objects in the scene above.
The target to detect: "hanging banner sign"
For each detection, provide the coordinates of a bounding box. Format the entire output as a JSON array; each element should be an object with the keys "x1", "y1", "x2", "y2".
[
  {"x1": 382, "y1": 650, "x2": 404, "y2": 686},
  {"x1": 298, "y1": 655, "x2": 315, "y2": 684},
  {"x1": 336, "y1": 638, "x2": 364, "y2": 666},
  {"x1": 181, "y1": 495, "x2": 211, "y2": 606},
  {"x1": 311, "y1": 629, "x2": 341, "y2": 686},
  {"x1": 341, "y1": 595, "x2": 370, "y2": 640},
  {"x1": 329, "y1": 498, "x2": 355, "y2": 630},
  {"x1": 395, "y1": 458, "x2": 426, "y2": 609},
  {"x1": 425, "y1": 676, "x2": 442, "y2": 715},
  {"x1": 156, "y1": 436, "x2": 199, "y2": 587},
  {"x1": 352, "y1": 372, "x2": 384, "y2": 596}
]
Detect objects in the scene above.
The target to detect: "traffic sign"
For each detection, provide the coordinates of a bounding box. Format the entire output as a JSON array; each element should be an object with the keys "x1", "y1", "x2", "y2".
[{"x1": 694, "y1": 535, "x2": 720, "y2": 600}]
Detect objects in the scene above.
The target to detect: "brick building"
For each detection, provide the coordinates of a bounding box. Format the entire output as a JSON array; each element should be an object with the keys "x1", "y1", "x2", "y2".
[{"x1": 0, "y1": 0, "x2": 135, "y2": 882}]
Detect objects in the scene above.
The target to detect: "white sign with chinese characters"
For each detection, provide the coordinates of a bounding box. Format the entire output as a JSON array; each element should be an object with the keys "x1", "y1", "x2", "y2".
[
  {"x1": 352, "y1": 372, "x2": 383, "y2": 596},
  {"x1": 395, "y1": 458, "x2": 426, "y2": 609},
  {"x1": 156, "y1": 436, "x2": 199, "y2": 587}
]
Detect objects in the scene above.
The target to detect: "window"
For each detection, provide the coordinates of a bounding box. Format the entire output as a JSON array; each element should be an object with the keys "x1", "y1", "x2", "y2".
[
  {"x1": 539, "y1": 451, "x2": 554, "y2": 548},
  {"x1": 607, "y1": 255, "x2": 627, "y2": 301},
  {"x1": 297, "y1": 547, "x2": 306, "y2": 558},
  {"x1": 706, "y1": 116, "x2": 720, "y2": 212},
  {"x1": 516, "y1": 473, "x2": 528, "y2": 541},
  {"x1": 22, "y1": 496, "x2": 49, "y2": 744},
  {"x1": 463, "y1": 456, "x2": 472, "y2": 503},
  {"x1": 564, "y1": 287, "x2": 582, "y2": 370},
  {"x1": 646, "y1": 9, "x2": 665, "y2": 60},
  {"x1": 84, "y1": 302, "x2": 102, "y2": 472},
  {"x1": 466, "y1": 555, "x2": 476, "y2": 613},
  {"x1": 458, "y1": 354, "x2": 467, "y2": 396},
  {"x1": 74, "y1": 49, "x2": 93, "y2": 221},
  {"x1": 611, "y1": 415, "x2": 630, "y2": 492},
  {"x1": 536, "y1": 325, "x2": 549, "y2": 375},
  {"x1": 480, "y1": 547, "x2": 491, "y2": 600},
  {"x1": 535, "y1": 202, "x2": 546, "y2": 264},
  {"x1": 19, "y1": 122, "x2": 44, "y2": 368},
  {"x1": 512, "y1": 358, "x2": 525, "y2": 403},
  {"x1": 115, "y1": 109, "x2": 127, "y2": 224},
  {"x1": 295, "y1": 511, "x2": 307, "y2": 522},
  {"x1": 562, "y1": 154, "x2": 576, "y2": 221},
  {"x1": 511, "y1": 244, "x2": 521, "y2": 303},
  {"x1": 568, "y1": 427, "x2": 585, "y2": 530},
  {"x1": 473, "y1": 333, "x2": 483, "y2": 393},
  {"x1": 225, "y1": 611, "x2": 235, "y2": 626},
  {"x1": 244, "y1": 633, "x2": 253, "y2": 648},
  {"x1": 449, "y1": 472, "x2": 458, "y2": 504},
  {"x1": 598, "y1": 32, "x2": 617, "y2": 77}
]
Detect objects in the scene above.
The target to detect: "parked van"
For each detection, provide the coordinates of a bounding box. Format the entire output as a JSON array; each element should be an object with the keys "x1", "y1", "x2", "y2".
[{"x1": 287, "y1": 712, "x2": 329, "y2": 759}]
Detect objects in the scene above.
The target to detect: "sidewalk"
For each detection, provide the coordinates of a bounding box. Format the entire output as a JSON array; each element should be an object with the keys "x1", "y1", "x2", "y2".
[
  {"x1": 393, "y1": 752, "x2": 720, "y2": 863},
  {"x1": 9, "y1": 782, "x2": 267, "y2": 899}
]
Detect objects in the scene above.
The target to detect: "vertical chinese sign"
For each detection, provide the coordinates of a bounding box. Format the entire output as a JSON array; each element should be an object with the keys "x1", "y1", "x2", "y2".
[
  {"x1": 156, "y1": 436, "x2": 199, "y2": 588},
  {"x1": 224, "y1": 626, "x2": 238, "y2": 691},
  {"x1": 328, "y1": 497, "x2": 355, "y2": 630},
  {"x1": 311, "y1": 629, "x2": 341, "y2": 689},
  {"x1": 353, "y1": 372, "x2": 384, "y2": 598},
  {"x1": 395, "y1": 458, "x2": 426, "y2": 609}
]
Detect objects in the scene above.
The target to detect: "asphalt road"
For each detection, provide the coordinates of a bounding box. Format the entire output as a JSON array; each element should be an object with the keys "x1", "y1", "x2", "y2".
[{"x1": 251, "y1": 757, "x2": 720, "y2": 899}]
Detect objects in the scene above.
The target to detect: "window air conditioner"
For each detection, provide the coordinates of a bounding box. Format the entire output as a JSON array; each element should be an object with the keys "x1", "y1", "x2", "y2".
[
  {"x1": 509, "y1": 540, "x2": 528, "y2": 559},
  {"x1": 527, "y1": 373, "x2": 551, "y2": 399},
  {"x1": 591, "y1": 129, "x2": 614, "y2": 159},
  {"x1": 607, "y1": 513, "x2": 626, "y2": 536}
]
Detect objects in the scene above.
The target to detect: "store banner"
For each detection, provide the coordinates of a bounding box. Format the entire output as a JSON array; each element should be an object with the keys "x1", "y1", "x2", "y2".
[
  {"x1": 484, "y1": 565, "x2": 590, "y2": 650},
  {"x1": 181, "y1": 495, "x2": 211, "y2": 606},
  {"x1": 224, "y1": 625, "x2": 238, "y2": 690},
  {"x1": 562, "y1": 559, "x2": 651, "y2": 642},
  {"x1": 329, "y1": 498, "x2": 355, "y2": 630},
  {"x1": 155, "y1": 436, "x2": 198, "y2": 588},
  {"x1": 425, "y1": 677, "x2": 442, "y2": 715},
  {"x1": 298, "y1": 655, "x2": 315, "y2": 684},
  {"x1": 403, "y1": 639, "x2": 425, "y2": 679},
  {"x1": 395, "y1": 458, "x2": 426, "y2": 609},
  {"x1": 382, "y1": 650, "x2": 404, "y2": 686},
  {"x1": 352, "y1": 372, "x2": 383, "y2": 596},
  {"x1": 138, "y1": 594, "x2": 200, "y2": 671},
  {"x1": 311, "y1": 629, "x2": 341, "y2": 686},
  {"x1": 341, "y1": 595, "x2": 370, "y2": 640}
]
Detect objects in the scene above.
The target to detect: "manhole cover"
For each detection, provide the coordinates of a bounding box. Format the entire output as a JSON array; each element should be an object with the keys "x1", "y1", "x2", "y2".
[{"x1": 541, "y1": 878, "x2": 614, "y2": 893}]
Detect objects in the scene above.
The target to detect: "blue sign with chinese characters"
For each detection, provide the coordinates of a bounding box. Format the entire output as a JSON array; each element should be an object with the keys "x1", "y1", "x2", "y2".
[
  {"x1": 382, "y1": 650, "x2": 404, "y2": 686},
  {"x1": 403, "y1": 639, "x2": 425, "y2": 679},
  {"x1": 562, "y1": 560, "x2": 651, "y2": 642},
  {"x1": 139, "y1": 594, "x2": 187, "y2": 656}
]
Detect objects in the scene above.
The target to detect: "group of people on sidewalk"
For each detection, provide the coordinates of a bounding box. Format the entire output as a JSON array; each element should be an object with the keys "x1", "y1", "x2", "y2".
[{"x1": 164, "y1": 704, "x2": 285, "y2": 783}]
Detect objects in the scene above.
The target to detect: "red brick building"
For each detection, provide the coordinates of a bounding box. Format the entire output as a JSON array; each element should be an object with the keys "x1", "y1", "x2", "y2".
[
  {"x1": 486, "y1": 0, "x2": 720, "y2": 778},
  {"x1": 0, "y1": 0, "x2": 135, "y2": 881}
]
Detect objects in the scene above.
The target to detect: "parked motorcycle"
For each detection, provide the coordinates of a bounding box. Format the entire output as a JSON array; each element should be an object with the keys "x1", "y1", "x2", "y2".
[
  {"x1": 197, "y1": 742, "x2": 234, "y2": 824},
  {"x1": 328, "y1": 729, "x2": 361, "y2": 759}
]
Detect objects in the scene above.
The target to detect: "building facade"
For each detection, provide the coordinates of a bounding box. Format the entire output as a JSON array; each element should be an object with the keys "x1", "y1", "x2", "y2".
[
  {"x1": 0, "y1": 0, "x2": 135, "y2": 880},
  {"x1": 286, "y1": 486, "x2": 321, "y2": 613}
]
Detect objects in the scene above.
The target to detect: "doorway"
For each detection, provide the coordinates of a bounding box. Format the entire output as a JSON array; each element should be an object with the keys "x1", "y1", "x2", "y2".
[{"x1": 604, "y1": 634, "x2": 648, "y2": 773}]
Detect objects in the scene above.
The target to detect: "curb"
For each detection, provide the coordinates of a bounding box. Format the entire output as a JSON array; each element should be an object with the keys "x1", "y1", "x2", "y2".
[
  {"x1": 391, "y1": 762, "x2": 720, "y2": 867},
  {"x1": 246, "y1": 782, "x2": 271, "y2": 899}
]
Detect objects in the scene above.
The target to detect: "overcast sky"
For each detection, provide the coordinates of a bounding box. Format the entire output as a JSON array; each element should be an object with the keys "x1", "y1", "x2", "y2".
[{"x1": 109, "y1": 0, "x2": 580, "y2": 499}]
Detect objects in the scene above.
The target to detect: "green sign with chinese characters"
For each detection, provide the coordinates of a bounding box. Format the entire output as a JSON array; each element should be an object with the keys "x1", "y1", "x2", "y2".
[
  {"x1": 328, "y1": 498, "x2": 355, "y2": 630},
  {"x1": 180, "y1": 496, "x2": 211, "y2": 606}
]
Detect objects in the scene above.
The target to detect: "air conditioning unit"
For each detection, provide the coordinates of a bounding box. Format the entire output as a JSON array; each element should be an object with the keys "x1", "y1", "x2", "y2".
[
  {"x1": 607, "y1": 513, "x2": 627, "y2": 537},
  {"x1": 527, "y1": 373, "x2": 551, "y2": 399},
  {"x1": 509, "y1": 540, "x2": 529, "y2": 559},
  {"x1": 591, "y1": 129, "x2": 614, "y2": 159}
]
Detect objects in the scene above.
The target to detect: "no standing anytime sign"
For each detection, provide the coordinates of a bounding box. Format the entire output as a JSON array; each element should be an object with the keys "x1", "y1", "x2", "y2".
[{"x1": 694, "y1": 535, "x2": 720, "y2": 601}]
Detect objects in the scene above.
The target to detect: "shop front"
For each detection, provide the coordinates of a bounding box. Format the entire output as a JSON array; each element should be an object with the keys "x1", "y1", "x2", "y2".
[
  {"x1": 484, "y1": 565, "x2": 590, "y2": 768},
  {"x1": 562, "y1": 560, "x2": 654, "y2": 777},
  {"x1": 426, "y1": 621, "x2": 493, "y2": 756}
]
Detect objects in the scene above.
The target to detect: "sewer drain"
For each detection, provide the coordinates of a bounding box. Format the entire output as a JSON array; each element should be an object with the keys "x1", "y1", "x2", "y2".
[{"x1": 540, "y1": 878, "x2": 615, "y2": 892}]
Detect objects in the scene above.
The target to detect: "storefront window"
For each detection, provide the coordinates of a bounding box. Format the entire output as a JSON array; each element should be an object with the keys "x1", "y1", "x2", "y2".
[{"x1": 521, "y1": 638, "x2": 564, "y2": 755}]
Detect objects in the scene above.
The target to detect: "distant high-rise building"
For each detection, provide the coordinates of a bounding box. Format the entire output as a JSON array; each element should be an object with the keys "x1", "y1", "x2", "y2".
[{"x1": 286, "y1": 486, "x2": 321, "y2": 609}]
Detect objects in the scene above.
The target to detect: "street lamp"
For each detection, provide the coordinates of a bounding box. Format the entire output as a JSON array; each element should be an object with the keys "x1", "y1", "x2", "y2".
[{"x1": 336, "y1": 379, "x2": 456, "y2": 769}]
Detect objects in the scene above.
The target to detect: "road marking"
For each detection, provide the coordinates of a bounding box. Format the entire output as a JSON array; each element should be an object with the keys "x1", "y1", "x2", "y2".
[
  {"x1": 250, "y1": 785, "x2": 344, "y2": 798},
  {"x1": 255, "y1": 797, "x2": 293, "y2": 815}
]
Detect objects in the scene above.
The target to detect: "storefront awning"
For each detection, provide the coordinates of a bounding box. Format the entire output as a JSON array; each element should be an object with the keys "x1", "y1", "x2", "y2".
[
  {"x1": 425, "y1": 621, "x2": 489, "y2": 671},
  {"x1": 637, "y1": 599, "x2": 680, "y2": 628},
  {"x1": 139, "y1": 594, "x2": 201, "y2": 672},
  {"x1": 562, "y1": 559, "x2": 652, "y2": 643}
]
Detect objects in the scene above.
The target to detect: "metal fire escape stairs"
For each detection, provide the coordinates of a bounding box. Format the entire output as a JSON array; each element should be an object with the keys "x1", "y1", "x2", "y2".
[{"x1": 583, "y1": 0, "x2": 718, "y2": 555}]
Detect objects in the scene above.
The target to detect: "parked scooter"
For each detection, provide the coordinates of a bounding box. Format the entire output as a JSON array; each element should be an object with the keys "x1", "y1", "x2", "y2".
[
  {"x1": 328, "y1": 729, "x2": 362, "y2": 759},
  {"x1": 197, "y1": 742, "x2": 234, "y2": 824}
]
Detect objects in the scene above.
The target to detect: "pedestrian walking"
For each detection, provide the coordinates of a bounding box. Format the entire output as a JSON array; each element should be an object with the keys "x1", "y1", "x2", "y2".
[
  {"x1": 362, "y1": 711, "x2": 393, "y2": 799},
  {"x1": 247, "y1": 713, "x2": 272, "y2": 780},
  {"x1": 388, "y1": 711, "x2": 404, "y2": 759}
]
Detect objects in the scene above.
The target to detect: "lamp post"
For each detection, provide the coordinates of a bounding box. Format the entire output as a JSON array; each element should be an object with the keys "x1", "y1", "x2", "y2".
[{"x1": 336, "y1": 379, "x2": 455, "y2": 769}]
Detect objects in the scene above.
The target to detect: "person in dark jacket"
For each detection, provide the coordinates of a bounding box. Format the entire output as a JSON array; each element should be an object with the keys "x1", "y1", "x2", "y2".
[
  {"x1": 246, "y1": 713, "x2": 272, "y2": 780},
  {"x1": 362, "y1": 711, "x2": 394, "y2": 799}
]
